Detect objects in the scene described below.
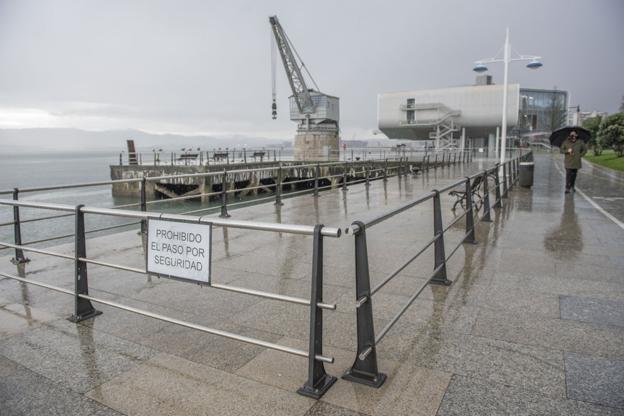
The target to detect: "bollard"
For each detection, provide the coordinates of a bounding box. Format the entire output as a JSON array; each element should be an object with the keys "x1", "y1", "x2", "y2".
[
  {"x1": 441, "y1": 152, "x2": 445, "y2": 166},
  {"x1": 275, "y1": 164, "x2": 284, "y2": 205},
  {"x1": 220, "y1": 171, "x2": 230, "y2": 217},
  {"x1": 342, "y1": 162, "x2": 348, "y2": 192},
  {"x1": 434, "y1": 153, "x2": 438, "y2": 167},
  {"x1": 68, "y1": 205, "x2": 102, "y2": 322},
  {"x1": 365, "y1": 166, "x2": 370, "y2": 187},
  {"x1": 431, "y1": 191, "x2": 451, "y2": 285},
  {"x1": 243, "y1": 148, "x2": 247, "y2": 164},
  {"x1": 298, "y1": 224, "x2": 337, "y2": 399},
  {"x1": 10, "y1": 189, "x2": 30, "y2": 265},
  {"x1": 313, "y1": 163, "x2": 320, "y2": 197},
  {"x1": 343, "y1": 221, "x2": 386, "y2": 388},
  {"x1": 119, "y1": 153, "x2": 122, "y2": 166},
  {"x1": 463, "y1": 178, "x2": 478, "y2": 244},
  {"x1": 481, "y1": 170, "x2": 492, "y2": 222}
]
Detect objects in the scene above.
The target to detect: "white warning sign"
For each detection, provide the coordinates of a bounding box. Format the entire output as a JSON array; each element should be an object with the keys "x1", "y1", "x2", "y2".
[{"x1": 147, "y1": 219, "x2": 211, "y2": 283}]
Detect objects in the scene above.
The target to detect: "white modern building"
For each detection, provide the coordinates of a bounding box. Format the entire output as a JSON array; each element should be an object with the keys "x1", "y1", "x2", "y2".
[{"x1": 378, "y1": 77, "x2": 567, "y2": 150}]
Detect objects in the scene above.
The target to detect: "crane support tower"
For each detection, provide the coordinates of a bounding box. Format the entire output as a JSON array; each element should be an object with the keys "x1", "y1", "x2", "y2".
[{"x1": 269, "y1": 15, "x2": 340, "y2": 161}]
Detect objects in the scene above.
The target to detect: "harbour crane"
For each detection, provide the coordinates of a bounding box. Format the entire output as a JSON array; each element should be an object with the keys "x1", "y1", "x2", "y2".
[{"x1": 269, "y1": 15, "x2": 340, "y2": 160}]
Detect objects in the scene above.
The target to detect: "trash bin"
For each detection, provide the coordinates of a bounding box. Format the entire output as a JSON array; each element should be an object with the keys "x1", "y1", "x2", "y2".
[{"x1": 519, "y1": 162, "x2": 534, "y2": 188}]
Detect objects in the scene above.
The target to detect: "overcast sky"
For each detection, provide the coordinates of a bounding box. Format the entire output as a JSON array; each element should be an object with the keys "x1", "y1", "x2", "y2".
[{"x1": 0, "y1": 0, "x2": 622, "y2": 140}]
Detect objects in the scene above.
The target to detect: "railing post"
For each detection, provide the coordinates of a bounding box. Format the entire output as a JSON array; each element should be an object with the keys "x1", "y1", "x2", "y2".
[
  {"x1": 10, "y1": 188, "x2": 30, "y2": 265},
  {"x1": 119, "y1": 153, "x2": 123, "y2": 166},
  {"x1": 343, "y1": 221, "x2": 387, "y2": 388},
  {"x1": 434, "y1": 153, "x2": 438, "y2": 167},
  {"x1": 493, "y1": 164, "x2": 503, "y2": 208},
  {"x1": 68, "y1": 205, "x2": 102, "y2": 323},
  {"x1": 220, "y1": 170, "x2": 230, "y2": 218},
  {"x1": 342, "y1": 162, "x2": 348, "y2": 192},
  {"x1": 481, "y1": 170, "x2": 492, "y2": 222},
  {"x1": 463, "y1": 177, "x2": 478, "y2": 244},
  {"x1": 313, "y1": 163, "x2": 320, "y2": 197},
  {"x1": 140, "y1": 177, "x2": 147, "y2": 237},
  {"x1": 298, "y1": 224, "x2": 337, "y2": 399},
  {"x1": 365, "y1": 166, "x2": 370, "y2": 187},
  {"x1": 502, "y1": 163, "x2": 509, "y2": 199},
  {"x1": 431, "y1": 191, "x2": 451, "y2": 285},
  {"x1": 275, "y1": 163, "x2": 284, "y2": 205},
  {"x1": 243, "y1": 148, "x2": 247, "y2": 164}
]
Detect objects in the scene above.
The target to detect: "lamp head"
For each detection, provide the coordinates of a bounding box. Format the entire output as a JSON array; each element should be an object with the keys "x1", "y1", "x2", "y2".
[
  {"x1": 526, "y1": 59, "x2": 543, "y2": 69},
  {"x1": 473, "y1": 62, "x2": 488, "y2": 73}
]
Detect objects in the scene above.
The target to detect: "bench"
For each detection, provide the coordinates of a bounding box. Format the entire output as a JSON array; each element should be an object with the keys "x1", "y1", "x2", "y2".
[{"x1": 449, "y1": 175, "x2": 484, "y2": 211}]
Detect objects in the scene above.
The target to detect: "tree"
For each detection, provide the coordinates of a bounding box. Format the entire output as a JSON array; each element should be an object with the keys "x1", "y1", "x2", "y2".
[
  {"x1": 598, "y1": 112, "x2": 624, "y2": 157},
  {"x1": 619, "y1": 95, "x2": 624, "y2": 113},
  {"x1": 582, "y1": 116, "x2": 603, "y2": 155}
]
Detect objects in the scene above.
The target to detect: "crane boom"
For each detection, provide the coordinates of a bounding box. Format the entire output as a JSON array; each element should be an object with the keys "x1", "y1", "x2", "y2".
[{"x1": 269, "y1": 15, "x2": 315, "y2": 115}]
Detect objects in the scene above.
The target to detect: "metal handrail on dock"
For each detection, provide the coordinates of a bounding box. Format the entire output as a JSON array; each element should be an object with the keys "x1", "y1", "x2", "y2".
[
  {"x1": 0, "y1": 198, "x2": 341, "y2": 398},
  {"x1": 342, "y1": 150, "x2": 530, "y2": 388}
]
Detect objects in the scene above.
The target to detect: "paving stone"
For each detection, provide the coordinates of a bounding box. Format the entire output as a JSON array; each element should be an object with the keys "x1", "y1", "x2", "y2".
[
  {"x1": 304, "y1": 402, "x2": 368, "y2": 416},
  {"x1": 0, "y1": 319, "x2": 156, "y2": 393},
  {"x1": 236, "y1": 336, "x2": 450, "y2": 416},
  {"x1": 565, "y1": 352, "x2": 624, "y2": 409},
  {"x1": 0, "y1": 355, "x2": 122, "y2": 416},
  {"x1": 560, "y1": 295, "x2": 624, "y2": 328},
  {"x1": 472, "y1": 308, "x2": 624, "y2": 359},
  {"x1": 0, "y1": 302, "x2": 59, "y2": 336},
  {"x1": 86, "y1": 353, "x2": 315, "y2": 416},
  {"x1": 437, "y1": 374, "x2": 623, "y2": 416},
  {"x1": 396, "y1": 330, "x2": 566, "y2": 399},
  {"x1": 139, "y1": 321, "x2": 284, "y2": 372}
]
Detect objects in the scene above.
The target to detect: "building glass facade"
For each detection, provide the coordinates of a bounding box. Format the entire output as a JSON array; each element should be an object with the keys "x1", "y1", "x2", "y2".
[{"x1": 517, "y1": 88, "x2": 568, "y2": 134}]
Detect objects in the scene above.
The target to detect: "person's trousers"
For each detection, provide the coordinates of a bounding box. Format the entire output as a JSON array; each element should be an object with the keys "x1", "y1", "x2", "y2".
[{"x1": 566, "y1": 168, "x2": 578, "y2": 190}]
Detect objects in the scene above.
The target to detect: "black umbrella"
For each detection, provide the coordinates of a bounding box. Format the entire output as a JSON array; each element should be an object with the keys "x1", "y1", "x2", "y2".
[{"x1": 549, "y1": 127, "x2": 591, "y2": 148}]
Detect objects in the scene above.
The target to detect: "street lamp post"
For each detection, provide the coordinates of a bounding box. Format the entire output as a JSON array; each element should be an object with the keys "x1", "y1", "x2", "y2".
[{"x1": 473, "y1": 27, "x2": 543, "y2": 165}]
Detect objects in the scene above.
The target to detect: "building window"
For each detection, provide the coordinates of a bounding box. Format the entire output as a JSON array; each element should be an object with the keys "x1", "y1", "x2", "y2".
[{"x1": 406, "y1": 98, "x2": 415, "y2": 123}]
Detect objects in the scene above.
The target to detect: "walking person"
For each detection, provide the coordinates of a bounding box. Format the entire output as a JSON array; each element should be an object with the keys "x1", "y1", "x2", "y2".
[{"x1": 560, "y1": 131, "x2": 587, "y2": 194}]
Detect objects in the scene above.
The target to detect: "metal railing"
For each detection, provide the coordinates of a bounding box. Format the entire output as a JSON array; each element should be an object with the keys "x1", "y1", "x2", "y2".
[
  {"x1": 118, "y1": 146, "x2": 472, "y2": 166},
  {"x1": 341, "y1": 151, "x2": 530, "y2": 388},
  {"x1": 0, "y1": 149, "x2": 474, "y2": 258},
  {"x1": 0, "y1": 198, "x2": 342, "y2": 398},
  {"x1": 0, "y1": 146, "x2": 492, "y2": 398}
]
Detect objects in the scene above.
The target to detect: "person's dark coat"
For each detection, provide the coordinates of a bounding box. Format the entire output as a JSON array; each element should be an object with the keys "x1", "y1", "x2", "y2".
[{"x1": 560, "y1": 138, "x2": 587, "y2": 169}]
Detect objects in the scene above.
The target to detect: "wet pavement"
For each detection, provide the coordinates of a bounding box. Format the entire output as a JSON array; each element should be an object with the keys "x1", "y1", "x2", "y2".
[{"x1": 0, "y1": 152, "x2": 623, "y2": 416}]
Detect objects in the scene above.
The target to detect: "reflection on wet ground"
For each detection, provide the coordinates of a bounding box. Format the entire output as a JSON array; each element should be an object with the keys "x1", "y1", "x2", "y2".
[{"x1": 0, "y1": 153, "x2": 623, "y2": 415}]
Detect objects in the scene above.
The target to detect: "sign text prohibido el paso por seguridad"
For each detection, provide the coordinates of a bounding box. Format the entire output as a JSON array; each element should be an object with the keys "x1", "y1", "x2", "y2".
[{"x1": 147, "y1": 219, "x2": 211, "y2": 283}]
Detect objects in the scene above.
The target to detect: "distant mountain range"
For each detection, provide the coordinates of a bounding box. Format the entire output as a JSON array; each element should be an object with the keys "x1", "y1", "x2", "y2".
[{"x1": 0, "y1": 128, "x2": 289, "y2": 152}]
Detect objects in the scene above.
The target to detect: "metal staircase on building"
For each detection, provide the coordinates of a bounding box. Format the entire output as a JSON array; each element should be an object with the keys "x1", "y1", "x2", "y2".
[{"x1": 399, "y1": 103, "x2": 461, "y2": 150}]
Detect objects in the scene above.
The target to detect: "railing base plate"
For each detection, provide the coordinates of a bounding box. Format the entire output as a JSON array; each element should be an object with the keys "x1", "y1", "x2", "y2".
[
  {"x1": 297, "y1": 374, "x2": 337, "y2": 399},
  {"x1": 10, "y1": 258, "x2": 30, "y2": 265},
  {"x1": 68, "y1": 309, "x2": 102, "y2": 323},
  {"x1": 342, "y1": 368, "x2": 387, "y2": 388},
  {"x1": 429, "y1": 279, "x2": 452, "y2": 286}
]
